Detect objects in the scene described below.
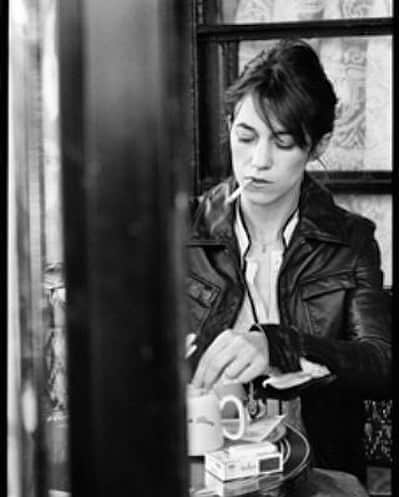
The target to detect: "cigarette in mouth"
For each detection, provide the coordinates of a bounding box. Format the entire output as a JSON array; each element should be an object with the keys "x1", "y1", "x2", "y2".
[
  {"x1": 185, "y1": 344, "x2": 197, "y2": 359},
  {"x1": 225, "y1": 179, "x2": 252, "y2": 204},
  {"x1": 185, "y1": 333, "x2": 197, "y2": 359}
]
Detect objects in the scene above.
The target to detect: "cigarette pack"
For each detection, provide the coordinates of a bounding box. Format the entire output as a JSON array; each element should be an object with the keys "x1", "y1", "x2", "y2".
[
  {"x1": 203, "y1": 470, "x2": 284, "y2": 497},
  {"x1": 204, "y1": 441, "x2": 283, "y2": 482}
]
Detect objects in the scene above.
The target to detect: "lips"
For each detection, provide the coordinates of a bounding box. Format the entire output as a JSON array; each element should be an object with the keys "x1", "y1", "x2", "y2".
[{"x1": 246, "y1": 176, "x2": 272, "y2": 185}]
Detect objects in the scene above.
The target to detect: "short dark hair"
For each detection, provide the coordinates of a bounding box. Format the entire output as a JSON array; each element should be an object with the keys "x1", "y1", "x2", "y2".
[{"x1": 225, "y1": 39, "x2": 337, "y2": 152}]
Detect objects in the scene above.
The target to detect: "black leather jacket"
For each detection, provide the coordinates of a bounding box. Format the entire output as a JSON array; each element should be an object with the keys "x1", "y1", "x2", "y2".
[{"x1": 186, "y1": 173, "x2": 391, "y2": 481}]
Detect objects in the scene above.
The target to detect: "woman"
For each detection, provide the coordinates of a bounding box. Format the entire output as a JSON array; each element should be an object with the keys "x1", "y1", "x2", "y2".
[{"x1": 186, "y1": 39, "x2": 391, "y2": 483}]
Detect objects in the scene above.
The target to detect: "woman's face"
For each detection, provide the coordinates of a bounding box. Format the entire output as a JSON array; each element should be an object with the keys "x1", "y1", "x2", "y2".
[{"x1": 230, "y1": 93, "x2": 311, "y2": 208}]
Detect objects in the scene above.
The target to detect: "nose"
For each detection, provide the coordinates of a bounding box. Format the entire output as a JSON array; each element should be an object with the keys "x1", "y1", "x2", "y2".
[{"x1": 252, "y1": 139, "x2": 272, "y2": 170}]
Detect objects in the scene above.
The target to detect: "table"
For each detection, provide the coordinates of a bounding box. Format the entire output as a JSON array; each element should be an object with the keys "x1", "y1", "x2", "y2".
[{"x1": 189, "y1": 425, "x2": 369, "y2": 497}]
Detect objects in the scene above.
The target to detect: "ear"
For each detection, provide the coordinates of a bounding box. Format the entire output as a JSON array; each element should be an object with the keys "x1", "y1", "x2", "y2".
[{"x1": 311, "y1": 132, "x2": 332, "y2": 160}]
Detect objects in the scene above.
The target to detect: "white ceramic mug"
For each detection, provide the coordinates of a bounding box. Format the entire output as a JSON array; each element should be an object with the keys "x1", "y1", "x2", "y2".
[{"x1": 186, "y1": 384, "x2": 247, "y2": 456}]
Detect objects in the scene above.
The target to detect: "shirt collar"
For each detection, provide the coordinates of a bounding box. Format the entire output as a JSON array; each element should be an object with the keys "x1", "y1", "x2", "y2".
[{"x1": 234, "y1": 201, "x2": 299, "y2": 260}]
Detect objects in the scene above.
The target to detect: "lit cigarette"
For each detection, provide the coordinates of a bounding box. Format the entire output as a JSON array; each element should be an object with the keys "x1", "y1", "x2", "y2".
[
  {"x1": 225, "y1": 179, "x2": 252, "y2": 204},
  {"x1": 185, "y1": 344, "x2": 197, "y2": 359},
  {"x1": 185, "y1": 333, "x2": 197, "y2": 359}
]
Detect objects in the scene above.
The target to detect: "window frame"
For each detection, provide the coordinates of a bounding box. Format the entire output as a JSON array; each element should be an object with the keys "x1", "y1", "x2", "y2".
[{"x1": 192, "y1": 0, "x2": 393, "y2": 196}]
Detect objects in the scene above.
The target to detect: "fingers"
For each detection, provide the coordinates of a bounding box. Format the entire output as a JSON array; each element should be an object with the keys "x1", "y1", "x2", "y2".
[
  {"x1": 192, "y1": 330, "x2": 269, "y2": 389},
  {"x1": 192, "y1": 330, "x2": 236, "y2": 388},
  {"x1": 224, "y1": 345, "x2": 267, "y2": 384},
  {"x1": 224, "y1": 355, "x2": 251, "y2": 379},
  {"x1": 198, "y1": 348, "x2": 235, "y2": 387},
  {"x1": 233, "y1": 361, "x2": 264, "y2": 384}
]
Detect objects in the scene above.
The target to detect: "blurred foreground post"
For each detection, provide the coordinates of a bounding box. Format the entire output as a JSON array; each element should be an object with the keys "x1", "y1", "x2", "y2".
[{"x1": 59, "y1": 1, "x2": 192, "y2": 496}]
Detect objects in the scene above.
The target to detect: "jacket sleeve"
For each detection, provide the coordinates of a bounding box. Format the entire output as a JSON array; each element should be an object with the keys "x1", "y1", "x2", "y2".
[
  {"x1": 301, "y1": 233, "x2": 391, "y2": 399},
  {"x1": 258, "y1": 229, "x2": 391, "y2": 400}
]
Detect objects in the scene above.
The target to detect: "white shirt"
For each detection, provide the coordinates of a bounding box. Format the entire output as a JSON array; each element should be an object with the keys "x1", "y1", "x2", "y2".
[
  {"x1": 233, "y1": 203, "x2": 298, "y2": 328},
  {"x1": 215, "y1": 201, "x2": 329, "y2": 432},
  {"x1": 232, "y1": 202, "x2": 305, "y2": 429}
]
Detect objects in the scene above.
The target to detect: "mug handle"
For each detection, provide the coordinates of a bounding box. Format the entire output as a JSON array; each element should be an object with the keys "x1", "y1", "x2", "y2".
[{"x1": 220, "y1": 394, "x2": 247, "y2": 441}]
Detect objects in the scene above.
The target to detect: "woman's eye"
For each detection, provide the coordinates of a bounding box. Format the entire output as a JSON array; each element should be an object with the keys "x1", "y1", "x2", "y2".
[
  {"x1": 236, "y1": 133, "x2": 256, "y2": 143},
  {"x1": 274, "y1": 136, "x2": 295, "y2": 149}
]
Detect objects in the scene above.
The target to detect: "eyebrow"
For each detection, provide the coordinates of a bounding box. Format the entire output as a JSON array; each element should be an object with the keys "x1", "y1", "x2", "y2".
[
  {"x1": 235, "y1": 122, "x2": 292, "y2": 136},
  {"x1": 235, "y1": 123, "x2": 256, "y2": 132}
]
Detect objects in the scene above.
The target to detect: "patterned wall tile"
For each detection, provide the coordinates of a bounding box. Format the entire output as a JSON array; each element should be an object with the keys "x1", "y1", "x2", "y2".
[{"x1": 334, "y1": 194, "x2": 392, "y2": 287}]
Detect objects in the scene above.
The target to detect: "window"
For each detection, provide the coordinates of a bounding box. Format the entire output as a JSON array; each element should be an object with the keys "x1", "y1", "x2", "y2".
[{"x1": 192, "y1": 0, "x2": 392, "y2": 288}]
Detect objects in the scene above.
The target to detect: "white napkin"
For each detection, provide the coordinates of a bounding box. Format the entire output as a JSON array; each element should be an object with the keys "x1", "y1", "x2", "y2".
[
  {"x1": 223, "y1": 414, "x2": 286, "y2": 444},
  {"x1": 262, "y1": 358, "x2": 331, "y2": 390}
]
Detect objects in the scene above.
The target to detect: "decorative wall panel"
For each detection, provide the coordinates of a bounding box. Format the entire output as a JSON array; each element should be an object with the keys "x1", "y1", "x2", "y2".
[
  {"x1": 334, "y1": 194, "x2": 391, "y2": 287},
  {"x1": 210, "y1": 0, "x2": 392, "y2": 24},
  {"x1": 239, "y1": 36, "x2": 392, "y2": 173}
]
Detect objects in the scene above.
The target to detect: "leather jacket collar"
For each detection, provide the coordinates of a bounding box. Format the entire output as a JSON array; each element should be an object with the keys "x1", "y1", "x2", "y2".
[{"x1": 189, "y1": 172, "x2": 349, "y2": 247}]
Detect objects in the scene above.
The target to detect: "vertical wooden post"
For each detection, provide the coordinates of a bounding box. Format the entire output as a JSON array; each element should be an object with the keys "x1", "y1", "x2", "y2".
[{"x1": 59, "y1": 1, "x2": 192, "y2": 496}]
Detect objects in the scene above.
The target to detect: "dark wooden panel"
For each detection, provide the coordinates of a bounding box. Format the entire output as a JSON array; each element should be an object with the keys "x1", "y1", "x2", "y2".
[
  {"x1": 59, "y1": 1, "x2": 192, "y2": 496},
  {"x1": 312, "y1": 171, "x2": 392, "y2": 194},
  {"x1": 197, "y1": 18, "x2": 393, "y2": 42},
  {"x1": 58, "y1": 1, "x2": 92, "y2": 495},
  {"x1": 197, "y1": 42, "x2": 229, "y2": 190}
]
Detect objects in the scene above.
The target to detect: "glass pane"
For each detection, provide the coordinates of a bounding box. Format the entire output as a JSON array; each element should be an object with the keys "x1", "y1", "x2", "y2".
[
  {"x1": 41, "y1": 0, "x2": 70, "y2": 489},
  {"x1": 8, "y1": 0, "x2": 69, "y2": 493},
  {"x1": 239, "y1": 36, "x2": 392, "y2": 172},
  {"x1": 334, "y1": 194, "x2": 392, "y2": 287},
  {"x1": 208, "y1": 0, "x2": 392, "y2": 23}
]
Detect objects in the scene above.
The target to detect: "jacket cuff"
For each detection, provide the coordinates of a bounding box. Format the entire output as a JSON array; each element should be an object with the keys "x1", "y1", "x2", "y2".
[{"x1": 250, "y1": 323, "x2": 303, "y2": 373}]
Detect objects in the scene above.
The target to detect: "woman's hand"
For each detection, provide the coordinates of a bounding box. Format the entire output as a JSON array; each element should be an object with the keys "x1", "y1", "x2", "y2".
[{"x1": 191, "y1": 329, "x2": 269, "y2": 389}]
